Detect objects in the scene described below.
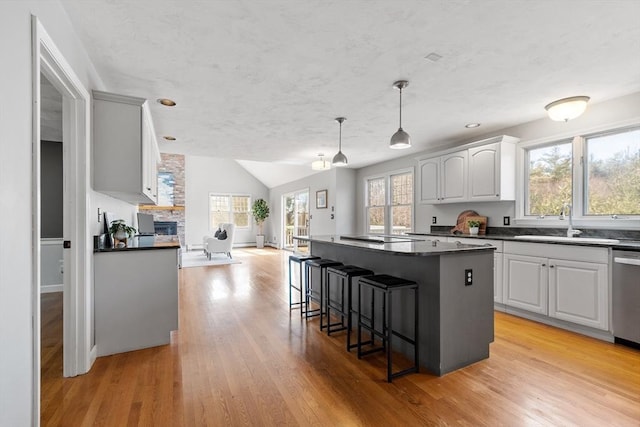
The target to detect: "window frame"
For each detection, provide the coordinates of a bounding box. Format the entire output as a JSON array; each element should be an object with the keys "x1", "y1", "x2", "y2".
[
  {"x1": 208, "y1": 193, "x2": 252, "y2": 230},
  {"x1": 364, "y1": 167, "x2": 414, "y2": 235},
  {"x1": 516, "y1": 121, "x2": 640, "y2": 228}
]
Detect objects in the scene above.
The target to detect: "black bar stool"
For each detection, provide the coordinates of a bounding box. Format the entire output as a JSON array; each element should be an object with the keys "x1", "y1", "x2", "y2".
[
  {"x1": 304, "y1": 259, "x2": 343, "y2": 329},
  {"x1": 357, "y1": 274, "x2": 419, "y2": 383},
  {"x1": 326, "y1": 265, "x2": 374, "y2": 351},
  {"x1": 288, "y1": 254, "x2": 320, "y2": 316}
]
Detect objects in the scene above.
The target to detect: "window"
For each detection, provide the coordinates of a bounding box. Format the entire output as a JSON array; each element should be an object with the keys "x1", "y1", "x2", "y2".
[
  {"x1": 367, "y1": 177, "x2": 385, "y2": 234},
  {"x1": 520, "y1": 124, "x2": 640, "y2": 221},
  {"x1": 366, "y1": 169, "x2": 413, "y2": 235},
  {"x1": 585, "y1": 127, "x2": 640, "y2": 215},
  {"x1": 525, "y1": 140, "x2": 572, "y2": 216},
  {"x1": 209, "y1": 194, "x2": 251, "y2": 229}
]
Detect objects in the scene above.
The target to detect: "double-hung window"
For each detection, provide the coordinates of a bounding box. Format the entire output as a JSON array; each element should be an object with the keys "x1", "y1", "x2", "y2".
[
  {"x1": 519, "y1": 124, "x2": 640, "y2": 222},
  {"x1": 209, "y1": 194, "x2": 251, "y2": 229},
  {"x1": 365, "y1": 169, "x2": 414, "y2": 234}
]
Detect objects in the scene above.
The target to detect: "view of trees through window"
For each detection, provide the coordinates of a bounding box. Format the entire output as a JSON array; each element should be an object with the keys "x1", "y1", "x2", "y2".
[
  {"x1": 527, "y1": 141, "x2": 572, "y2": 216},
  {"x1": 586, "y1": 128, "x2": 640, "y2": 215},
  {"x1": 209, "y1": 194, "x2": 251, "y2": 228},
  {"x1": 526, "y1": 126, "x2": 640, "y2": 217},
  {"x1": 367, "y1": 172, "x2": 413, "y2": 234}
]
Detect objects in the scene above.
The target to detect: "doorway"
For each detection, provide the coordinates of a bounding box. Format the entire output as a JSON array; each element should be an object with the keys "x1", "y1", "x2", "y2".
[
  {"x1": 282, "y1": 189, "x2": 310, "y2": 252},
  {"x1": 32, "y1": 15, "x2": 93, "y2": 422}
]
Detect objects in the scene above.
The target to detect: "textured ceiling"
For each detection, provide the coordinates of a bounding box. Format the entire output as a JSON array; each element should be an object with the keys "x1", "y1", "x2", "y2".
[{"x1": 60, "y1": 0, "x2": 640, "y2": 187}]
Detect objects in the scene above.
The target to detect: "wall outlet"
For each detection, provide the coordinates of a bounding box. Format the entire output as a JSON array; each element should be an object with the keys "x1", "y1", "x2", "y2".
[
  {"x1": 432, "y1": 216, "x2": 437, "y2": 224},
  {"x1": 503, "y1": 216, "x2": 510, "y2": 226},
  {"x1": 465, "y1": 269, "x2": 473, "y2": 286}
]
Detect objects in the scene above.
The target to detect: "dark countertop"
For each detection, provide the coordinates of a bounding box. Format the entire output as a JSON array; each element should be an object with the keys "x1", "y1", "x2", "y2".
[
  {"x1": 94, "y1": 235, "x2": 181, "y2": 252},
  {"x1": 407, "y1": 231, "x2": 640, "y2": 250},
  {"x1": 295, "y1": 235, "x2": 495, "y2": 256}
]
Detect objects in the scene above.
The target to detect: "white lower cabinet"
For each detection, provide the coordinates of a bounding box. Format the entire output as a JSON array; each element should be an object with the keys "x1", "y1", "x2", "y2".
[
  {"x1": 502, "y1": 242, "x2": 609, "y2": 331},
  {"x1": 503, "y1": 254, "x2": 548, "y2": 314},
  {"x1": 548, "y1": 259, "x2": 608, "y2": 330}
]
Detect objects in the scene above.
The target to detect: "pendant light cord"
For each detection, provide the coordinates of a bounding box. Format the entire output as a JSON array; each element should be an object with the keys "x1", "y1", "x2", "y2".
[
  {"x1": 399, "y1": 87, "x2": 403, "y2": 129},
  {"x1": 339, "y1": 120, "x2": 342, "y2": 151}
]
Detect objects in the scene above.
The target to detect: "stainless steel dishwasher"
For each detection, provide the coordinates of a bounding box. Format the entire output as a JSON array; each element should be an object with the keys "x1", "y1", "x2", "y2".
[{"x1": 613, "y1": 249, "x2": 640, "y2": 347}]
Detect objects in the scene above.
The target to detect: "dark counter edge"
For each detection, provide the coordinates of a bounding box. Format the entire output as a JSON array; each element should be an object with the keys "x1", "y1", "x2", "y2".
[
  {"x1": 296, "y1": 235, "x2": 495, "y2": 256},
  {"x1": 406, "y1": 231, "x2": 640, "y2": 250}
]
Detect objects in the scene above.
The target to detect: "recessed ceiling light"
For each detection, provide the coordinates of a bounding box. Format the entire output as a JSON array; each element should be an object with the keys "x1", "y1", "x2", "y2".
[
  {"x1": 158, "y1": 98, "x2": 176, "y2": 107},
  {"x1": 465, "y1": 123, "x2": 481, "y2": 128},
  {"x1": 163, "y1": 136, "x2": 176, "y2": 141},
  {"x1": 424, "y1": 52, "x2": 443, "y2": 62}
]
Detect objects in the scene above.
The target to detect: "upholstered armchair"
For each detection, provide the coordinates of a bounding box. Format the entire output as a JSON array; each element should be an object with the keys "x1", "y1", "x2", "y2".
[{"x1": 205, "y1": 223, "x2": 236, "y2": 259}]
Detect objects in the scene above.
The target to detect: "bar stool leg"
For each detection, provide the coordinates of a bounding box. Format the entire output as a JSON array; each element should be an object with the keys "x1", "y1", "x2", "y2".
[{"x1": 386, "y1": 291, "x2": 393, "y2": 383}]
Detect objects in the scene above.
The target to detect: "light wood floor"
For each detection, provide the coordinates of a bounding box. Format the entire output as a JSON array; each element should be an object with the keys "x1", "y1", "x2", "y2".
[{"x1": 41, "y1": 248, "x2": 640, "y2": 426}]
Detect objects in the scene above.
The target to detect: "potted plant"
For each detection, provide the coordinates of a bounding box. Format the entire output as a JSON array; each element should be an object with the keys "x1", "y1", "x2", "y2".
[
  {"x1": 251, "y1": 198, "x2": 270, "y2": 248},
  {"x1": 109, "y1": 219, "x2": 137, "y2": 247},
  {"x1": 467, "y1": 219, "x2": 481, "y2": 236}
]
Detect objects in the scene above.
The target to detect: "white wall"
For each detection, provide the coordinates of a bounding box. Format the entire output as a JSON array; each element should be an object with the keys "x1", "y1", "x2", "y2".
[
  {"x1": 185, "y1": 155, "x2": 269, "y2": 247},
  {"x1": 0, "y1": 2, "x2": 136, "y2": 424},
  {"x1": 356, "y1": 92, "x2": 640, "y2": 234},
  {"x1": 269, "y1": 168, "x2": 357, "y2": 246}
]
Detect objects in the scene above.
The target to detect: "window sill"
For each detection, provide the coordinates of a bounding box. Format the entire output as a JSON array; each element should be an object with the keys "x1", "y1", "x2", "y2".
[{"x1": 515, "y1": 217, "x2": 640, "y2": 230}]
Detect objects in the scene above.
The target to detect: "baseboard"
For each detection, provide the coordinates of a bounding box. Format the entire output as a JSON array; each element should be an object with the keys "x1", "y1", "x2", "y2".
[
  {"x1": 497, "y1": 305, "x2": 614, "y2": 343},
  {"x1": 41, "y1": 284, "x2": 63, "y2": 293}
]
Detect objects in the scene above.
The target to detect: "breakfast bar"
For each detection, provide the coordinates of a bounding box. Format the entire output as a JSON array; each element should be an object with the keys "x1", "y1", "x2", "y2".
[{"x1": 299, "y1": 235, "x2": 496, "y2": 376}]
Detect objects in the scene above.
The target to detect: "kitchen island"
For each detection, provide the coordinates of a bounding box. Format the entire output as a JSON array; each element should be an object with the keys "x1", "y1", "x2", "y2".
[
  {"x1": 94, "y1": 235, "x2": 181, "y2": 356},
  {"x1": 299, "y1": 235, "x2": 495, "y2": 375}
]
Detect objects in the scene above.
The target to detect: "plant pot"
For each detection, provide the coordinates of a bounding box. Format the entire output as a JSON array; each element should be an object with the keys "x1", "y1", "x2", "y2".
[
  {"x1": 469, "y1": 226, "x2": 479, "y2": 236},
  {"x1": 256, "y1": 235, "x2": 265, "y2": 249}
]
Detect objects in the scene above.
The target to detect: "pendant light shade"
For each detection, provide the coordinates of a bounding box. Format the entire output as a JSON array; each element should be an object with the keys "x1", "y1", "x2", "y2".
[
  {"x1": 311, "y1": 153, "x2": 331, "y2": 171},
  {"x1": 332, "y1": 117, "x2": 348, "y2": 166},
  {"x1": 390, "y1": 80, "x2": 411, "y2": 149},
  {"x1": 545, "y1": 96, "x2": 590, "y2": 122}
]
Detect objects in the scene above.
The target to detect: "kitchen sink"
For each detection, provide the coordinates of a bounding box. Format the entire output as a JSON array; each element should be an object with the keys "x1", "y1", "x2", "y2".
[{"x1": 514, "y1": 235, "x2": 620, "y2": 244}]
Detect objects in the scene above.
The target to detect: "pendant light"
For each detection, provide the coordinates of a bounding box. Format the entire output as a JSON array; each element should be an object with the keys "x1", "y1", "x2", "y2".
[
  {"x1": 545, "y1": 96, "x2": 590, "y2": 122},
  {"x1": 332, "y1": 117, "x2": 348, "y2": 166},
  {"x1": 390, "y1": 80, "x2": 411, "y2": 149},
  {"x1": 311, "y1": 153, "x2": 331, "y2": 171}
]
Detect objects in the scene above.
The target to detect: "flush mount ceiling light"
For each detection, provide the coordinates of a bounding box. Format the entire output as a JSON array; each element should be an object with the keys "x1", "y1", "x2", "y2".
[
  {"x1": 332, "y1": 117, "x2": 348, "y2": 166},
  {"x1": 390, "y1": 80, "x2": 411, "y2": 149},
  {"x1": 311, "y1": 153, "x2": 331, "y2": 171},
  {"x1": 157, "y1": 98, "x2": 176, "y2": 107},
  {"x1": 465, "y1": 123, "x2": 481, "y2": 128},
  {"x1": 544, "y1": 96, "x2": 590, "y2": 122},
  {"x1": 163, "y1": 136, "x2": 176, "y2": 141}
]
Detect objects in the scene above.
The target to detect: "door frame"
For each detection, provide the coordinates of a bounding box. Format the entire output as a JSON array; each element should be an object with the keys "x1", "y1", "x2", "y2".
[
  {"x1": 281, "y1": 188, "x2": 309, "y2": 251},
  {"x1": 32, "y1": 15, "x2": 93, "y2": 421}
]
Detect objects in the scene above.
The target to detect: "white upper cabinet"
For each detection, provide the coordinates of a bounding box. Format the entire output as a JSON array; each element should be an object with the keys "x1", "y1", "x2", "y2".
[
  {"x1": 418, "y1": 135, "x2": 518, "y2": 204},
  {"x1": 418, "y1": 151, "x2": 467, "y2": 203},
  {"x1": 441, "y1": 151, "x2": 468, "y2": 202},
  {"x1": 93, "y1": 90, "x2": 159, "y2": 205}
]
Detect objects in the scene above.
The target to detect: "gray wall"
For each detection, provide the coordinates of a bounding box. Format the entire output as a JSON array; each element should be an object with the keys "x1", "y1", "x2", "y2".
[{"x1": 41, "y1": 140, "x2": 63, "y2": 238}]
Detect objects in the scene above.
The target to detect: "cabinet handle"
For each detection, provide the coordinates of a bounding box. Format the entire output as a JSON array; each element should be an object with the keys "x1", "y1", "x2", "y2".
[
  {"x1": 550, "y1": 265, "x2": 555, "y2": 268},
  {"x1": 146, "y1": 187, "x2": 151, "y2": 191},
  {"x1": 496, "y1": 194, "x2": 499, "y2": 197},
  {"x1": 541, "y1": 263, "x2": 546, "y2": 267}
]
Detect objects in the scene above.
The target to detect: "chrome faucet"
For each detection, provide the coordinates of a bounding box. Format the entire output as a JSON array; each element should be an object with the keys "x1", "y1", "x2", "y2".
[{"x1": 560, "y1": 203, "x2": 582, "y2": 237}]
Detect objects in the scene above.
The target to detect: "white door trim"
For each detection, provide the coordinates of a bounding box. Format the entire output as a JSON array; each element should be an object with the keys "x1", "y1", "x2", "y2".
[{"x1": 32, "y1": 15, "x2": 93, "y2": 423}]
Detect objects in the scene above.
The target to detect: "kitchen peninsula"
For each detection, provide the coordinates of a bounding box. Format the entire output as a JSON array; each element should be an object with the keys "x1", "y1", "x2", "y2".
[
  {"x1": 94, "y1": 235, "x2": 181, "y2": 356},
  {"x1": 300, "y1": 235, "x2": 495, "y2": 375}
]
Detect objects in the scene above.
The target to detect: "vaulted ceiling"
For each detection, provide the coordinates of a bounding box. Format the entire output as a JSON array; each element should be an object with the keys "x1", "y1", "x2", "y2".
[{"x1": 59, "y1": 0, "x2": 640, "y2": 187}]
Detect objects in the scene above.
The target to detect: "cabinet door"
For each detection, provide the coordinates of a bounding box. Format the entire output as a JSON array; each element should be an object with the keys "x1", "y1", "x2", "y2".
[
  {"x1": 548, "y1": 259, "x2": 608, "y2": 330},
  {"x1": 503, "y1": 253, "x2": 548, "y2": 314},
  {"x1": 419, "y1": 157, "x2": 440, "y2": 203},
  {"x1": 468, "y1": 142, "x2": 499, "y2": 200},
  {"x1": 441, "y1": 151, "x2": 467, "y2": 202}
]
